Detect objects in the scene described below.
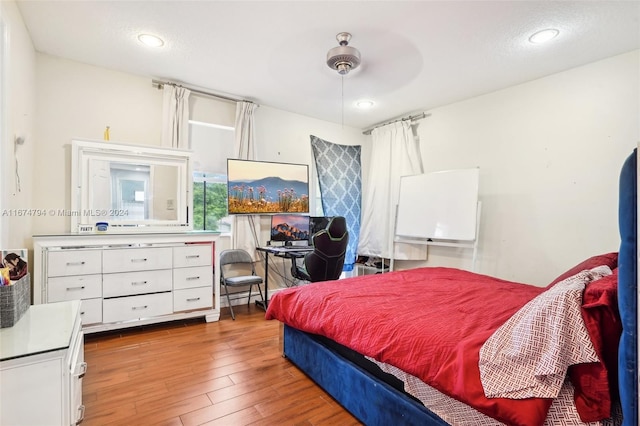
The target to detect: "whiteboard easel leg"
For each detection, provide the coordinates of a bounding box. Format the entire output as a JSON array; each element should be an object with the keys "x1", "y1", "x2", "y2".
[{"x1": 471, "y1": 201, "x2": 482, "y2": 272}]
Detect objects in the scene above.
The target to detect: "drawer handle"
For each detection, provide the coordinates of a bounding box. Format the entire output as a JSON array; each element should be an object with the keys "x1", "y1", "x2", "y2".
[
  {"x1": 187, "y1": 297, "x2": 201, "y2": 302},
  {"x1": 131, "y1": 258, "x2": 148, "y2": 263},
  {"x1": 74, "y1": 361, "x2": 88, "y2": 379},
  {"x1": 66, "y1": 286, "x2": 86, "y2": 291},
  {"x1": 186, "y1": 276, "x2": 200, "y2": 280},
  {"x1": 76, "y1": 404, "x2": 85, "y2": 425},
  {"x1": 186, "y1": 254, "x2": 200, "y2": 259},
  {"x1": 131, "y1": 281, "x2": 148, "y2": 286},
  {"x1": 66, "y1": 261, "x2": 86, "y2": 266},
  {"x1": 132, "y1": 305, "x2": 148, "y2": 310}
]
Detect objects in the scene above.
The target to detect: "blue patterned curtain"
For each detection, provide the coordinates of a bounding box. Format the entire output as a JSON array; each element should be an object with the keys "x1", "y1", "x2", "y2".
[{"x1": 310, "y1": 135, "x2": 361, "y2": 271}]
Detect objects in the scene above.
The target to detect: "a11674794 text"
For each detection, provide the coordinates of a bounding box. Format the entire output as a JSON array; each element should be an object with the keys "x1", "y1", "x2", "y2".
[{"x1": 1, "y1": 209, "x2": 129, "y2": 217}]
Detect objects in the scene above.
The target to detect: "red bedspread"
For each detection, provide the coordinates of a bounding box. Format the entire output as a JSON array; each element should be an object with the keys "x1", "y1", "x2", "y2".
[{"x1": 265, "y1": 267, "x2": 552, "y2": 426}]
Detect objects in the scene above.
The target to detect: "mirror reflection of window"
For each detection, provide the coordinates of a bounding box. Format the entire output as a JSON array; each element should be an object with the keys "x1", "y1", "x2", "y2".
[
  {"x1": 152, "y1": 165, "x2": 179, "y2": 221},
  {"x1": 110, "y1": 164, "x2": 150, "y2": 221},
  {"x1": 87, "y1": 160, "x2": 181, "y2": 223},
  {"x1": 75, "y1": 140, "x2": 191, "y2": 231}
]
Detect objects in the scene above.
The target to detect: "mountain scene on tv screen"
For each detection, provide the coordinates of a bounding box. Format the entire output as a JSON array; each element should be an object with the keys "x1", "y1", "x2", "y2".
[
  {"x1": 271, "y1": 222, "x2": 310, "y2": 241},
  {"x1": 228, "y1": 176, "x2": 309, "y2": 213}
]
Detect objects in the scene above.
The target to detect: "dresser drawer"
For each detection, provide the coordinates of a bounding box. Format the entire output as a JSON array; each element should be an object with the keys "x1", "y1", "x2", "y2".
[
  {"x1": 79, "y1": 298, "x2": 102, "y2": 325},
  {"x1": 47, "y1": 250, "x2": 102, "y2": 277},
  {"x1": 173, "y1": 287, "x2": 213, "y2": 312},
  {"x1": 173, "y1": 244, "x2": 212, "y2": 268},
  {"x1": 103, "y1": 269, "x2": 172, "y2": 298},
  {"x1": 103, "y1": 293, "x2": 172, "y2": 323},
  {"x1": 173, "y1": 266, "x2": 213, "y2": 290},
  {"x1": 102, "y1": 247, "x2": 172, "y2": 274},
  {"x1": 47, "y1": 275, "x2": 102, "y2": 302}
]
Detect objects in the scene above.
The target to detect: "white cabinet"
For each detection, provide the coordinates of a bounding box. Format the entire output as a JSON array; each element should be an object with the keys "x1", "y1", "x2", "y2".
[
  {"x1": 47, "y1": 249, "x2": 102, "y2": 277},
  {"x1": 173, "y1": 265, "x2": 213, "y2": 290},
  {"x1": 103, "y1": 292, "x2": 173, "y2": 323},
  {"x1": 46, "y1": 249, "x2": 103, "y2": 325},
  {"x1": 172, "y1": 244, "x2": 214, "y2": 313},
  {"x1": 102, "y1": 269, "x2": 172, "y2": 298},
  {"x1": 102, "y1": 247, "x2": 172, "y2": 274},
  {"x1": 0, "y1": 301, "x2": 85, "y2": 426},
  {"x1": 33, "y1": 232, "x2": 229, "y2": 333}
]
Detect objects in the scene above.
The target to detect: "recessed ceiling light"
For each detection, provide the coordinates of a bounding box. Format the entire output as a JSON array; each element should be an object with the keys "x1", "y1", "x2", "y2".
[
  {"x1": 528, "y1": 29, "x2": 560, "y2": 44},
  {"x1": 138, "y1": 33, "x2": 165, "y2": 48},
  {"x1": 356, "y1": 100, "x2": 375, "y2": 109}
]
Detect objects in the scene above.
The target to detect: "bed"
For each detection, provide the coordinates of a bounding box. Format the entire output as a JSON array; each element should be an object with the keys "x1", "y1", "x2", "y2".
[{"x1": 265, "y1": 148, "x2": 637, "y2": 426}]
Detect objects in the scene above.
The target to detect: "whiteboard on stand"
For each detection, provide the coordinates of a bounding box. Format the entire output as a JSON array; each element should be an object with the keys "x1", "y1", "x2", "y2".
[{"x1": 395, "y1": 168, "x2": 479, "y2": 241}]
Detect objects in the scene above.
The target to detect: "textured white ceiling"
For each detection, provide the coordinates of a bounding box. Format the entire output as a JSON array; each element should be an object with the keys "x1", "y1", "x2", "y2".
[{"x1": 16, "y1": 1, "x2": 640, "y2": 130}]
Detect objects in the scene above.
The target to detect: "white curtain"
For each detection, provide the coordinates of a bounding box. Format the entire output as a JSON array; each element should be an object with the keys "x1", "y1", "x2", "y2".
[
  {"x1": 231, "y1": 101, "x2": 261, "y2": 259},
  {"x1": 161, "y1": 85, "x2": 191, "y2": 149},
  {"x1": 358, "y1": 120, "x2": 427, "y2": 260}
]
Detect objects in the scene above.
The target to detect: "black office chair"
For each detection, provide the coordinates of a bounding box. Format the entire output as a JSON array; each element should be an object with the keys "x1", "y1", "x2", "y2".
[
  {"x1": 219, "y1": 249, "x2": 264, "y2": 320},
  {"x1": 291, "y1": 216, "x2": 349, "y2": 282}
]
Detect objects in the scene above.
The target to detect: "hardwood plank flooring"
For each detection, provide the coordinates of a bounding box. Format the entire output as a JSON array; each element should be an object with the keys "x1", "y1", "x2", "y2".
[{"x1": 82, "y1": 305, "x2": 361, "y2": 425}]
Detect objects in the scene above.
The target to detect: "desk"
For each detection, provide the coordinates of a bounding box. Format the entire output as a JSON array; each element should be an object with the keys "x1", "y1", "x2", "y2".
[{"x1": 255, "y1": 246, "x2": 314, "y2": 310}]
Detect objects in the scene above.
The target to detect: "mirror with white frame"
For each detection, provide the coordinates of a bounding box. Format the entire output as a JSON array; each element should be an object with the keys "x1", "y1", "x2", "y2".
[{"x1": 71, "y1": 139, "x2": 193, "y2": 232}]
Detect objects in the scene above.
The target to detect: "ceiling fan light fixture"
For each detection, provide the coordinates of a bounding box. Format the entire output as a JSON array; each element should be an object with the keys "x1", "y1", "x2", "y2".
[{"x1": 327, "y1": 32, "x2": 361, "y2": 75}]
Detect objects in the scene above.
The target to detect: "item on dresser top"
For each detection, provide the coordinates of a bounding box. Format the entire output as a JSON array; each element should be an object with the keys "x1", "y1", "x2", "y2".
[
  {"x1": 0, "y1": 273, "x2": 30, "y2": 328},
  {"x1": 1, "y1": 248, "x2": 28, "y2": 283},
  {"x1": 95, "y1": 222, "x2": 109, "y2": 232}
]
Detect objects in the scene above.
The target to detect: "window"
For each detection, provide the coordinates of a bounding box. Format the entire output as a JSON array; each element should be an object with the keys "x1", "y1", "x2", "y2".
[
  {"x1": 192, "y1": 172, "x2": 228, "y2": 231},
  {"x1": 189, "y1": 121, "x2": 234, "y2": 231}
]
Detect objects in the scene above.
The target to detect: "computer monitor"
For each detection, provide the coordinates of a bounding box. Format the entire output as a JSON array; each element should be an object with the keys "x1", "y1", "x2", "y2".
[
  {"x1": 270, "y1": 214, "x2": 310, "y2": 244},
  {"x1": 308, "y1": 216, "x2": 332, "y2": 243}
]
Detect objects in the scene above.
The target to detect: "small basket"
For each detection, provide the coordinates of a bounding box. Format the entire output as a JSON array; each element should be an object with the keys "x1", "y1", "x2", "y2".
[{"x1": 0, "y1": 273, "x2": 31, "y2": 328}]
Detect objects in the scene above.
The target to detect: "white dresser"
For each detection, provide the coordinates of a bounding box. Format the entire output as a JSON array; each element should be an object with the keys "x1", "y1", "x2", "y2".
[
  {"x1": 33, "y1": 232, "x2": 228, "y2": 333},
  {"x1": 0, "y1": 300, "x2": 85, "y2": 426}
]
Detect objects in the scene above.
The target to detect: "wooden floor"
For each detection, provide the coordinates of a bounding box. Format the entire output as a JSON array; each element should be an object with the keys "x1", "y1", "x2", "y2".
[{"x1": 82, "y1": 304, "x2": 361, "y2": 425}]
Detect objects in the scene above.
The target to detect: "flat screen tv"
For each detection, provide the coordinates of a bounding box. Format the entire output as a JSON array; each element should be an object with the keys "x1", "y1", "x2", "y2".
[
  {"x1": 227, "y1": 159, "x2": 310, "y2": 214},
  {"x1": 270, "y1": 214, "x2": 310, "y2": 243}
]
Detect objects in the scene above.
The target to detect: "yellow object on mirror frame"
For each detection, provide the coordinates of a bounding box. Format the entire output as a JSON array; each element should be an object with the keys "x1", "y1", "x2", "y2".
[{"x1": 104, "y1": 126, "x2": 110, "y2": 141}]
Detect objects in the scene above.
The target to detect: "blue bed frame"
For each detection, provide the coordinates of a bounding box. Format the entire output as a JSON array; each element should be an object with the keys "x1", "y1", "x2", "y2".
[
  {"x1": 282, "y1": 149, "x2": 638, "y2": 426},
  {"x1": 618, "y1": 148, "x2": 637, "y2": 426}
]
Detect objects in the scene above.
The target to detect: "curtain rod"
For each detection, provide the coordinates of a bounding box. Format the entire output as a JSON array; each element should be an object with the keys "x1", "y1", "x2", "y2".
[
  {"x1": 152, "y1": 79, "x2": 251, "y2": 104},
  {"x1": 362, "y1": 112, "x2": 431, "y2": 135}
]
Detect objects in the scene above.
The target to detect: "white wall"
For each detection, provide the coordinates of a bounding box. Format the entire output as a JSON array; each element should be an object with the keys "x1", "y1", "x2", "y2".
[
  {"x1": 10, "y1": 1, "x2": 639, "y2": 289},
  {"x1": 397, "y1": 50, "x2": 639, "y2": 286},
  {"x1": 255, "y1": 104, "x2": 369, "y2": 216},
  {"x1": 30, "y1": 53, "x2": 367, "y2": 241},
  {"x1": 33, "y1": 54, "x2": 164, "y2": 235},
  {"x1": 0, "y1": 1, "x2": 37, "y2": 248}
]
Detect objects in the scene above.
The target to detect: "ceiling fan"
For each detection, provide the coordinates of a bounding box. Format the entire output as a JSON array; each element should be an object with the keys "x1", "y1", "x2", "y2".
[{"x1": 326, "y1": 32, "x2": 361, "y2": 75}]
